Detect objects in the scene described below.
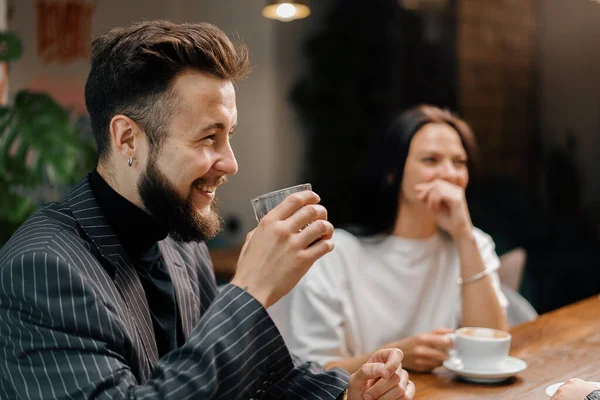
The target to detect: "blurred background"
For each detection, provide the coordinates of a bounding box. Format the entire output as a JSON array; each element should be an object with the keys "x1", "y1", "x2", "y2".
[{"x1": 1, "y1": 0, "x2": 599, "y2": 315}]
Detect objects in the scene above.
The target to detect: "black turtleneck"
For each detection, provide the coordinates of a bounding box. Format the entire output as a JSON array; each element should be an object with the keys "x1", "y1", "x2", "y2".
[{"x1": 89, "y1": 169, "x2": 184, "y2": 358}]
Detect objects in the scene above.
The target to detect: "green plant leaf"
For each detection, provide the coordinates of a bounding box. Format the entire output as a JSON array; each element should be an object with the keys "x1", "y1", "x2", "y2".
[
  {"x1": 0, "y1": 32, "x2": 23, "y2": 61},
  {"x1": 0, "y1": 90, "x2": 97, "y2": 245}
]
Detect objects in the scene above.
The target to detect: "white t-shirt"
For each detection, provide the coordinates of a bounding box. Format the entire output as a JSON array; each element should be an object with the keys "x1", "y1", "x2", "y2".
[{"x1": 268, "y1": 227, "x2": 508, "y2": 366}]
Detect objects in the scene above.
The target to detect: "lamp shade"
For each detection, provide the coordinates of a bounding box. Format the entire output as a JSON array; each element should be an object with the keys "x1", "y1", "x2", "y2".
[{"x1": 262, "y1": 0, "x2": 310, "y2": 22}]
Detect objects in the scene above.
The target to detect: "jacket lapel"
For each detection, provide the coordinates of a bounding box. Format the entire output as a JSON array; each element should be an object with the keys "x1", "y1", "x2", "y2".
[
  {"x1": 159, "y1": 240, "x2": 201, "y2": 339},
  {"x1": 67, "y1": 175, "x2": 159, "y2": 379}
]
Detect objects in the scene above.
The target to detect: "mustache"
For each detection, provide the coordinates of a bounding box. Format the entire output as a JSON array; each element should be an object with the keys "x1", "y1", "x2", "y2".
[{"x1": 192, "y1": 175, "x2": 228, "y2": 188}]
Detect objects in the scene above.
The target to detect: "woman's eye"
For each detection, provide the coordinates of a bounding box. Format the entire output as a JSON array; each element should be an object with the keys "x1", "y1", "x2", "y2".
[
  {"x1": 454, "y1": 159, "x2": 468, "y2": 165},
  {"x1": 422, "y1": 157, "x2": 436, "y2": 163}
]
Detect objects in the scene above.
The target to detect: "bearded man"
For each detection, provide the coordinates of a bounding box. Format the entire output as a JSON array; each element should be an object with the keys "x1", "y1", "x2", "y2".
[{"x1": 0, "y1": 20, "x2": 414, "y2": 400}]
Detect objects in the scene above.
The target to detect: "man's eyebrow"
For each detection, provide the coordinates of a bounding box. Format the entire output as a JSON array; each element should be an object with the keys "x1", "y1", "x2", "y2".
[
  {"x1": 199, "y1": 122, "x2": 237, "y2": 132},
  {"x1": 199, "y1": 122, "x2": 226, "y2": 132}
]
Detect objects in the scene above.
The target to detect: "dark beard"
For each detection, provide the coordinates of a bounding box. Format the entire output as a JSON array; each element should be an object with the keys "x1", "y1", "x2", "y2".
[{"x1": 137, "y1": 159, "x2": 223, "y2": 243}]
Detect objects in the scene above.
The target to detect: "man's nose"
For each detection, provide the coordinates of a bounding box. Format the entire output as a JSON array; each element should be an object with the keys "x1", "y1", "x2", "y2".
[{"x1": 215, "y1": 141, "x2": 238, "y2": 176}]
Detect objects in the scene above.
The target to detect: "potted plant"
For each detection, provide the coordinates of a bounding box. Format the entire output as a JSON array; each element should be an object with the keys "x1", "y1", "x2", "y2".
[{"x1": 0, "y1": 33, "x2": 96, "y2": 245}]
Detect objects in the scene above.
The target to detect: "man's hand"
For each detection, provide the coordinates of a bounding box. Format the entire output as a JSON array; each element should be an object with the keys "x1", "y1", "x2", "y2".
[
  {"x1": 347, "y1": 348, "x2": 415, "y2": 400},
  {"x1": 231, "y1": 190, "x2": 334, "y2": 308},
  {"x1": 552, "y1": 379, "x2": 600, "y2": 400},
  {"x1": 387, "y1": 328, "x2": 453, "y2": 373},
  {"x1": 415, "y1": 179, "x2": 473, "y2": 240}
]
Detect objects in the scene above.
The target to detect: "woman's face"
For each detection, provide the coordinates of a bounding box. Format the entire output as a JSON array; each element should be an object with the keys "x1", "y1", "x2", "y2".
[{"x1": 400, "y1": 122, "x2": 469, "y2": 206}]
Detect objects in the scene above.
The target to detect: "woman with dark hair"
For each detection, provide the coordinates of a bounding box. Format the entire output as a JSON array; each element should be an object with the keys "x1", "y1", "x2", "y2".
[{"x1": 270, "y1": 105, "x2": 508, "y2": 374}]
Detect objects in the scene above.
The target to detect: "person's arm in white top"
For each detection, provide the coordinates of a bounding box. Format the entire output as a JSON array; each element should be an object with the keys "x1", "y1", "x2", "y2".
[
  {"x1": 325, "y1": 330, "x2": 454, "y2": 374},
  {"x1": 456, "y1": 229, "x2": 508, "y2": 330},
  {"x1": 284, "y1": 257, "x2": 348, "y2": 367},
  {"x1": 415, "y1": 179, "x2": 508, "y2": 331},
  {"x1": 292, "y1": 273, "x2": 453, "y2": 374},
  {"x1": 292, "y1": 280, "x2": 382, "y2": 374},
  {"x1": 279, "y1": 241, "x2": 391, "y2": 374},
  {"x1": 284, "y1": 233, "x2": 454, "y2": 374}
]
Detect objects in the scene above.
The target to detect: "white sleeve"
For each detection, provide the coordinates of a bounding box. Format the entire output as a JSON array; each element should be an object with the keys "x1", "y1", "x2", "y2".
[
  {"x1": 474, "y1": 228, "x2": 509, "y2": 309},
  {"x1": 268, "y1": 230, "x2": 358, "y2": 367},
  {"x1": 285, "y1": 270, "x2": 348, "y2": 366}
]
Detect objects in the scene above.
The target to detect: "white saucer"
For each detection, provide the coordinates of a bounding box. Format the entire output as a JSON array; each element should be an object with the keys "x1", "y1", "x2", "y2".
[
  {"x1": 545, "y1": 381, "x2": 600, "y2": 397},
  {"x1": 443, "y1": 356, "x2": 527, "y2": 383}
]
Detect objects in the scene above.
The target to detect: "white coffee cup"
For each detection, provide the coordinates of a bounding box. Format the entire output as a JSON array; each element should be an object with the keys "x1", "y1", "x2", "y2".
[{"x1": 447, "y1": 327, "x2": 511, "y2": 371}]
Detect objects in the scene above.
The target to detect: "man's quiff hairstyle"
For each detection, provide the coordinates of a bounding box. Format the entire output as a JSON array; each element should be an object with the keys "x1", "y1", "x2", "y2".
[{"x1": 84, "y1": 20, "x2": 250, "y2": 162}]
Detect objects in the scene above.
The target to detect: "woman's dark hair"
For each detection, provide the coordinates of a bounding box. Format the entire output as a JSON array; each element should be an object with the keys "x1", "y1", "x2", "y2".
[{"x1": 352, "y1": 105, "x2": 478, "y2": 236}]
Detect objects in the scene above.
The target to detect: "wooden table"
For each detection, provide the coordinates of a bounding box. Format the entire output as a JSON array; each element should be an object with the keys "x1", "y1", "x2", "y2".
[{"x1": 412, "y1": 295, "x2": 600, "y2": 399}]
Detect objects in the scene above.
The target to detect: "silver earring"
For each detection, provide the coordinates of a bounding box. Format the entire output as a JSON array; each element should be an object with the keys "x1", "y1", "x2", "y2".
[{"x1": 127, "y1": 155, "x2": 133, "y2": 167}]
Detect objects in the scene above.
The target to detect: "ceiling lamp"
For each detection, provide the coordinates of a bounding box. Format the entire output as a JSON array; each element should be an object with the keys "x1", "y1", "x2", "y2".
[{"x1": 262, "y1": 0, "x2": 311, "y2": 22}]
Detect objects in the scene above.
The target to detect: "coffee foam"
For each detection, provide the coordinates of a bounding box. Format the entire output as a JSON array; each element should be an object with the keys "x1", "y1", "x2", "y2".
[{"x1": 460, "y1": 328, "x2": 509, "y2": 339}]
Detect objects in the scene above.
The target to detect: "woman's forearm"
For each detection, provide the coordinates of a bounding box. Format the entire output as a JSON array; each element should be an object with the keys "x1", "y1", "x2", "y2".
[{"x1": 456, "y1": 232, "x2": 508, "y2": 331}]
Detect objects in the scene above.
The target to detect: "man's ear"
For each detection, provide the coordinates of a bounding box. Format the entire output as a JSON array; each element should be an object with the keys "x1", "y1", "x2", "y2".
[{"x1": 109, "y1": 114, "x2": 141, "y2": 165}]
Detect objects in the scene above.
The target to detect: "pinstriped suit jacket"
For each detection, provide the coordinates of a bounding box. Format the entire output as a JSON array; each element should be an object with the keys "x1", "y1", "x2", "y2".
[{"x1": 0, "y1": 176, "x2": 349, "y2": 399}]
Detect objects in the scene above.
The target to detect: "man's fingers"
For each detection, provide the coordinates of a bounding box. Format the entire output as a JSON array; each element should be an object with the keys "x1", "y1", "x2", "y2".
[
  {"x1": 382, "y1": 350, "x2": 403, "y2": 380},
  {"x1": 320, "y1": 230, "x2": 334, "y2": 241},
  {"x1": 352, "y1": 362, "x2": 387, "y2": 388},
  {"x1": 402, "y1": 380, "x2": 415, "y2": 399},
  {"x1": 294, "y1": 217, "x2": 333, "y2": 249},
  {"x1": 287, "y1": 204, "x2": 328, "y2": 233},
  {"x1": 399, "y1": 368, "x2": 409, "y2": 390},
  {"x1": 364, "y1": 369, "x2": 410, "y2": 400},
  {"x1": 298, "y1": 238, "x2": 335, "y2": 266},
  {"x1": 363, "y1": 370, "x2": 402, "y2": 400},
  {"x1": 351, "y1": 351, "x2": 411, "y2": 400},
  {"x1": 366, "y1": 348, "x2": 403, "y2": 380}
]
